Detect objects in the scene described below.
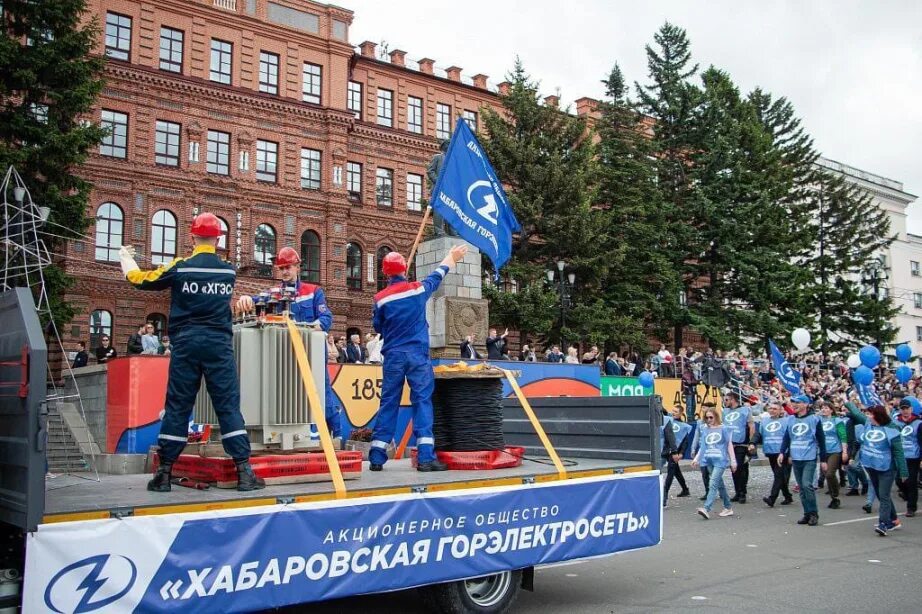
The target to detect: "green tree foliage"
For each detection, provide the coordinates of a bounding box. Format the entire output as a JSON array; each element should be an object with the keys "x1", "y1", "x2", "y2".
[{"x1": 0, "y1": 0, "x2": 106, "y2": 326}]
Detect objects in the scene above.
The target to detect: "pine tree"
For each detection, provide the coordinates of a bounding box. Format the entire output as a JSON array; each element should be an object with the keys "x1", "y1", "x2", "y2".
[
  {"x1": 0, "y1": 0, "x2": 106, "y2": 326},
  {"x1": 480, "y1": 60, "x2": 607, "y2": 348},
  {"x1": 594, "y1": 63, "x2": 680, "y2": 347}
]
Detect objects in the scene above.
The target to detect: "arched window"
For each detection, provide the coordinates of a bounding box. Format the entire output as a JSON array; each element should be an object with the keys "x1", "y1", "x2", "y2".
[
  {"x1": 94, "y1": 202, "x2": 123, "y2": 262},
  {"x1": 147, "y1": 312, "x2": 167, "y2": 337},
  {"x1": 376, "y1": 245, "x2": 392, "y2": 291},
  {"x1": 346, "y1": 242, "x2": 362, "y2": 291},
  {"x1": 216, "y1": 216, "x2": 230, "y2": 259},
  {"x1": 150, "y1": 209, "x2": 177, "y2": 265},
  {"x1": 254, "y1": 223, "x2": 276, "y2": 265},
  {"x1": 300, "y1": 230, "x2": 321, "y2": 283},
  {"x1": 89, "y1": 309, "x2": 113, "y2": 350}
]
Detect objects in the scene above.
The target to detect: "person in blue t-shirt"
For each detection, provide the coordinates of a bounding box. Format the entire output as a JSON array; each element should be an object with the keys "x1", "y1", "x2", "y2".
[
  {"x1": 751, "y1": 402, "x2": 792, "y2": 507},
  {"x1": 780, "y1": 394, "x2": 827, "y2": 526},
  {"x1": 692, "y1": 406, "x2": 737, "y2": 519},
  {"x1": 722, "y1": 392, "x2": 755, "y2": 504},
  {"x1": 818, "y1": 401, "x2": 849, "y2": 509},
  {"x1": 892, "y1": 399, "x2": 921, "y2": 517},
  {"x1": 663, "y1": 405, "x2": 692, "y2": 502}
]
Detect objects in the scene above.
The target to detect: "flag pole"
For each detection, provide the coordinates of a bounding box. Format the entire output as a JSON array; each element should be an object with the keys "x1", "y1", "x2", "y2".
[{"x1": 406, "y1": 206, "x2": 432, "y2": 268}]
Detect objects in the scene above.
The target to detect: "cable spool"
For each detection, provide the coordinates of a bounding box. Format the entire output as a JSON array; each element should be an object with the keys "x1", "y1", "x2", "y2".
[{"x1": 433, "y1": 378, "x2": 506, "y2": 451}]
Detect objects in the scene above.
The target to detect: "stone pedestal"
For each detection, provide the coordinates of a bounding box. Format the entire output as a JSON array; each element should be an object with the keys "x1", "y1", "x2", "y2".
[{"x1": 415, "y1": 237, "x2": 489, "y2": 358}]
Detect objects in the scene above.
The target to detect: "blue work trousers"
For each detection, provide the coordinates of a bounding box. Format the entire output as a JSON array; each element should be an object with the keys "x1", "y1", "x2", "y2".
[
  {"x1": 792, "y1": 459, "x2": 818, "y2": 516},
  {"x1": 159, "y1": 328, "x2": 250, "y2": 463},
  {"x1": 370, "y1": 351, "x2": 435, "y2": 465}
]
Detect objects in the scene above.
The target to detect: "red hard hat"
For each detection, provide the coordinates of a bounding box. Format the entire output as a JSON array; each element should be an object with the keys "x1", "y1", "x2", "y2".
[
  {"x1": 274, "y1": 246, "x2": 301, "y2": 267},
  {"x1": 382, "y1": 251, "x2": 407, "y2": 277},
  {"x1": 190, "y1": 212, "x2": 222, "y2": 237}
]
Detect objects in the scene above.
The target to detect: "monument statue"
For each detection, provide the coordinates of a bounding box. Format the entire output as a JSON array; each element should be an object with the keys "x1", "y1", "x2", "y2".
[{"x1": 426, "y1": 139, "x2": 457, "y2": 237}]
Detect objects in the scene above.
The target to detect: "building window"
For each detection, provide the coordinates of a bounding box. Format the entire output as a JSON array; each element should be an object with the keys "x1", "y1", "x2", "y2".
[
  {"x1": 377, "y1": 88, "x2": 393, "y2": 127},
  {"x1": 104, "y1": 12, "x2": 132, "y2": 61},
  {"x1": 918, "y1": 326, "x2": 922, "y2": 342},
  {"x1": 151, "y1": 210, "x2": 177, "y2": 265},
  {"x1": 256, "y1": 140, "x2": 278, "y2": 183},
  {"x1": 99, "y1": 110, "x2": 128, "y2": 158},
  {"x1": 259, "y1": 51, "x2": 279, "y2": 95},
  {"x1": 407, "y1": 96, "x2": 423, "y2": 134},
  {"x1": 147, "y1": 312, "x2": 168, "y2": 337},
  {"x1": 29, "y1": 103, "x2": 48, "y2": 124},
  {"x1": 216, "y1": 216, "x2": 230, "y2": 259},
  {"x1": 254, "y1": 224, "x2": 276, "y2": 266},
  {"x1": 302, "y1": 62, "x2": 321, "y2": 104},
  {"x1": 89, "y1": 310, "x2": 113, "y2": 352},
  {"x1": 463, "y1": 109, "x2": 478, "y2": 131},
  {"x1": 206, "y1": 130, "x2": 230, "y2": 175},
  {"x1": 915, "y1": 293, "x2": 922, "y2": 309},
  {"x1": 300, "y1": 230, "x2": 321, "y2": 283},
  {"x1": 407, "y1": 173, "x2": 423, "y2": 211},
  {"x1": 346, "y1": 162, "x2": 362, "y2": 201},
  {"x1": 158, "y1": 27, "x2": 183, "y2": 73},
  {"x1": 94, "y1": 202, "x2": 123, "y2": 262},
  {"x1": 346, "y1": 242, "x2": 362, "y2": 290},
  {"x1": 376, "y1": 168, "x2": 393, "y2": 207},
  {"x1": 154, "y1": 120, "x2": 180, "y2": 166},
  {"x1": 436, "y1": 103, "x2": 452, "y2": 139},
  {"x1": 376, "y1": 245, "x2": 392, "y2": 291},
  {"x1": 210, "y1": 39, "x2": 232, "y2": 85},
  {"x1": 912, "y1": 261, "x2": 920, "y2": 277},
  {"x1": 299, "y1": 148, "x2": 322, "y2": 190},
  {"x1": 347, "y1": 81, "x2": 363, "y2": 120}
]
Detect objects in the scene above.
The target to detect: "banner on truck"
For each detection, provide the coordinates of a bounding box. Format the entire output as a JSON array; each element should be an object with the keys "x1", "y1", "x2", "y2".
[{"x1": 26, "y1": 473, "x2": 661, "y2": 613}]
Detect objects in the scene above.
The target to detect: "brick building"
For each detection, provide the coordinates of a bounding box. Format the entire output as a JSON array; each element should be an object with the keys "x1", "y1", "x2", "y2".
[{"x1": 67, "y1": 0, "x2": 502, "y2": 353}]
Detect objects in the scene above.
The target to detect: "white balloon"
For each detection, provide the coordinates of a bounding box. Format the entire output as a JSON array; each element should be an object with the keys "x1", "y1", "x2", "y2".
[
  {"x1": 846, "y1": 354, "x2": 861, "y2": 369},
  {"x1": 791, "y1": 328, "x2": 811, "y2": 351}
]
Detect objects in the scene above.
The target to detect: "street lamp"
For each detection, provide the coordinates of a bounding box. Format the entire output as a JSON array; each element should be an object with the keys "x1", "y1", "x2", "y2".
[
  {"x1": 862, "y1": 255, "x2": 888, "y2": 349},
  {"x1": 547, "y1": 261, "x2": 575, "y2": 350}
]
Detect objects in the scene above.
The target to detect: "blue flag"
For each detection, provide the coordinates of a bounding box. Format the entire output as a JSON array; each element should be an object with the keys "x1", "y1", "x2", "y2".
[
  {"x1": 431, "y1": 119, "x2": 520, "y2": 275},
  {"x1": 769, "y1": 339, "x2": 802, "y2": 394},
  {"x1": 855, "y1": 383, "x2": 882, "y2": 407}
]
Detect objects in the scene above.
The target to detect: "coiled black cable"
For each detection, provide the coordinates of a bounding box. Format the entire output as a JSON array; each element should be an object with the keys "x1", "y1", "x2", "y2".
[{"x1": 433, "y1": 378, "x2": 506, "y2": 451}]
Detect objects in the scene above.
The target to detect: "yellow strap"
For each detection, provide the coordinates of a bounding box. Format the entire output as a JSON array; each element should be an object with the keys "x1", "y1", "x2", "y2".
[
  {"x1": 503, "y1": 369, "x2": 567, "y2": 480},
  {"x1": 285, "y1": 317, "x2": 346, "y2": 498}
]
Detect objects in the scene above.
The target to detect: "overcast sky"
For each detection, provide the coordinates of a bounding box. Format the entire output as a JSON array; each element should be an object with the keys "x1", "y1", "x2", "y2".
[{"x1": 346, "y1": 0, "x2": 922, "y2": 229}]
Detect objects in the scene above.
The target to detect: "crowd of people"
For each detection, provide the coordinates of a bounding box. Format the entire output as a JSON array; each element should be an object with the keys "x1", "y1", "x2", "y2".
[{"x1": 660, "y1": 358, "x2": 922, "y2": 537}]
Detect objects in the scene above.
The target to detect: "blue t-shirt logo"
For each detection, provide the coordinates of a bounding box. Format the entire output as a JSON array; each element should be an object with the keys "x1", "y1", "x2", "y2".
[
  {"x1": 822, "y1": 422, "x2": 834, "y2": 432},
  {"x1": 864, "y1": 430, "x2": 886, "y2": 443},
  {"x1": 704, "y1": 431, "x2": 723, "y2": 445},
  {"x1": 764, "y1": 421, "x2": 783, "y2": 433},
  {"x1": 902, "y1": 425, "x2": 914, "y2": 438},
  {"x1": 791, "y1": 423, "x2": 809, "y2": 437},
  {"x1": 724, "y1": 411, "x2": 740, "y2": 423}
]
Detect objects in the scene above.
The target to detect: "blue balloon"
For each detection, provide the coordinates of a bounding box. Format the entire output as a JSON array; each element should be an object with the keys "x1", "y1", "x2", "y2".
[
  {"x1": 638, "y1": 371, "x2": 655, "y2": 389},
  {"x1": 853, "y1": 365, "x2": 874, "y2": 386},
  {"x1": 896, "y1": 344, "x2": 912, "y2": 363},
  {"x1": 859, "y1": 345, "x2": 881, "y2": 369},
  {"x1": 895, "y1": 365, "x2": 913, "y2": 384},
  {"x1": 909, "y1": 397, "x2": 922, "y2": 416}
]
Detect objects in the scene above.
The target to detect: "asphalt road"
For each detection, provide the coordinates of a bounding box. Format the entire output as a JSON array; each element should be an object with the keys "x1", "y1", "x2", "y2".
[{"x1": 274, "y1": 466, "x2": 921, "y2": 613}]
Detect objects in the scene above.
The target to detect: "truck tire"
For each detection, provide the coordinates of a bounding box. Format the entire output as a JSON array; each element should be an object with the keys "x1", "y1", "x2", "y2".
[{"x1": 420, "y1": 569, "x2": 522, "y2": 614}]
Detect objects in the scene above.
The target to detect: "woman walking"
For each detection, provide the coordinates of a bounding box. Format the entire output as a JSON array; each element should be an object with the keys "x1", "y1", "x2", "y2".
[{"x1": 692, "y1": 407, "x2": 737, "y2": 519}]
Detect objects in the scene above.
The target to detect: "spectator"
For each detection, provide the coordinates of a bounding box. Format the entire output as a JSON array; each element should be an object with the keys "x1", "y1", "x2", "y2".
[
  {"x1": 141, "y1": 322, "x2": 159, "y2": 355},
  {"x1": 692, "y1": 406, "x2": 737, "y2": 519},
  {"x1": 520, "y1": 344, "x2": 537, "y2": 362},
  {"x1": 95, "y1": 335, "x2": 117, "y2": 364},
  {"x1": 486, "y1": 328, "x2": 508, "y2": 360},
  {"x1": 658, "y1": 344, "x2": 674, "y2": 377},
  {"x1": 326, "y1": 335, "x2": 339, "y2": 364},
  {"x1": 581, "y1": 345, "x2": 600, "y2": 365},
  {"x1": 127, "y1": 324, "x2": 145, "y2": 355},
  {"x1": 346, "y1": 333, "x2": 366, "y2": 364},
  {"x1": 564, "y1": 347, "x2": 579, "y2": 364},
  {"x1": 460, "y1": 334, "x2": 482, "y2": 360},
  {"x1": 72, "y1": 341, "x2": 88, "y2": 369},
  {"x1": 605, "y1": 352, "x2": 622, "y2": 376},
  {"x1": 159, "y1": 335, "x2": 172, "y2": 356},
  {"x1": 545, "y1": 345, "x2": 564, "y2": 363},
  {"x1": 335, "y1": 336, "x2": 347, "y2": 363},
  {"x1": 366, "y1": 333, "x2": 383, "y2": 364}
]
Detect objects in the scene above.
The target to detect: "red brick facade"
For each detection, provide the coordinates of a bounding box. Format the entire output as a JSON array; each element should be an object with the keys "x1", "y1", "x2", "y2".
[{"x1": 66, "y1": 0, "x2": 502, "y2": 353}]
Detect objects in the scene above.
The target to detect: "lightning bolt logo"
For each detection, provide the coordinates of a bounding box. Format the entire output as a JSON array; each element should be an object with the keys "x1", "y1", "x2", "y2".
[{"x1": 45, "y1": 554, "x2": 138, "y2": 614}]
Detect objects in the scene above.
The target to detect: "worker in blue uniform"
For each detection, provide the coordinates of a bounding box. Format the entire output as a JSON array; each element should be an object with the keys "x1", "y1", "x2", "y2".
[
  {"x1": 369, "y1": 244, "x2": 467, "y2": 472},
  {"x1": 235, "y1": 246, "x2": 342, "y2": 439},
  {"x1": 120, "y1": 212, "x2": 264, "y2": 492}
]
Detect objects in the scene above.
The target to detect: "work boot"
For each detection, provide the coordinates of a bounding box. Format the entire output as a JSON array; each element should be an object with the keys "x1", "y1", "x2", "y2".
[
  {"x1": 730, "y1": 494, "x2": 740, "y2": 503},
  {"x1": 796, "y1": 515, "x2": 810, "y2": 525},
  {"x1": 828, "y1": 498, "x2": 841, "y2": 509},
  {"x1": 677, "y1": 489, "x2": 690, "y2": 498},
  {"x1": 369, "y1": 463, "x2": 384, "y2": 472},
  {"x1": 147, "y1": 463, "x2": 173, "y2": 492},
  {"x1": 235, "y1": 461, "x2": 266, "y2": 491},
  {"x1": 780, "y1": 496, "x2": 794, "y2": 506},
  {"x1": 417, "y1": 459, "x2": 449, "y2": 472},
  {"x1": 763, "y1": 496, "x2": 775, "y2": 508},
  {"x1": 807, "y1": 513, "x2": 818, "y2": 526},
  {"x1": 845, "y1": 488, "x2": 860, "y2": 496},
  {"x1": 862, "y1": 503, "x2": 873, "y2": 514},
  {"x1": 737, "y1": 495, "x2": 747, "y2": 504}
]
